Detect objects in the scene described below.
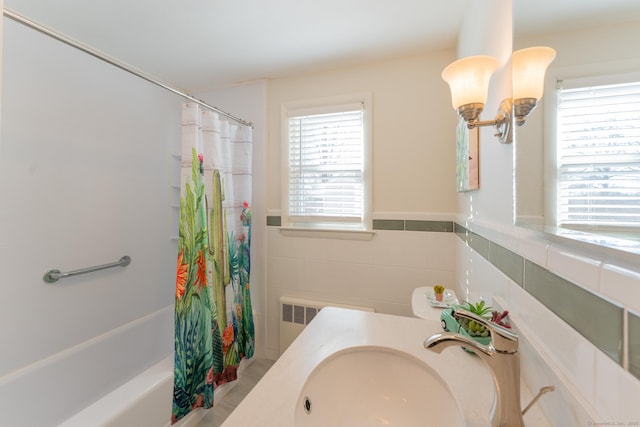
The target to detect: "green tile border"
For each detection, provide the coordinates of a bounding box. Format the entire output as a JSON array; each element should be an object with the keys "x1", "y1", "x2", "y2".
[
  {"x1": 469, "y1": 232, "x2": 491, "y2": 259},
  {"x1": 372, "y1": 219, "x2": 404, "y2": 230},
  {"x1": 629, "y1": 311, "x2": 640, "y2": 380},
  {"x1": 266, "y1": 216, "x2": 454, "y2": 233},
  {"x1": 454, "y1": 224, "x2": 491, "y2": 259},
  {"x1": 524, "y1": 260, "x2": 623, "y2": 364},
  {"x1": 489, "y1": 242, "x2": 524, "y2": 287},
  {"x1": 266, "y1": 216, "x2": 281, "y2": 226},
  {"x1": 405, "y1": 220, "x2": 454, "y2": 232},
  {"x1": 454, "y1": 222, "x2": 626, "y2": 367},
  {"x1": 454, "y1": 223, "x2": 469, "y2": 241}
]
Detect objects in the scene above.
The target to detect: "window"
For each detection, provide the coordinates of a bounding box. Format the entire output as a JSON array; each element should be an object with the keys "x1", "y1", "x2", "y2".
[
  {"x1": 555, "y1": 77, "x2": 640, "y2": 234},
  {"x1": 281, "y1": 94, "x2": 372, "y2": 233}
]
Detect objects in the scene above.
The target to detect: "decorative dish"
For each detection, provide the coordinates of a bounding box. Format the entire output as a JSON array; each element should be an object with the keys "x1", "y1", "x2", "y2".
[{"x1": 425, "y1": 288, "x2": 459, "y2": 308}]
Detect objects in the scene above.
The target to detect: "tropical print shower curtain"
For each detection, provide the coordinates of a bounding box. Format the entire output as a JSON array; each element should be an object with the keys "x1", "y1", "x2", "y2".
[{"x1": 172, "y1": 102, "x2": 255, "y2": 423}]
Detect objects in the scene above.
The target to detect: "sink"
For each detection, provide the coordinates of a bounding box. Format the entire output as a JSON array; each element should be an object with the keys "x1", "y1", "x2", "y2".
[{"x1": 293, "y1": 346, "x2": 464, "y2": 427}]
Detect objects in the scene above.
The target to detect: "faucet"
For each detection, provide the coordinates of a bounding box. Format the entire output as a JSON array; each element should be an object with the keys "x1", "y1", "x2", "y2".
[{"x1": 424, "y1": 308, "x2": 524, "y2": 427}]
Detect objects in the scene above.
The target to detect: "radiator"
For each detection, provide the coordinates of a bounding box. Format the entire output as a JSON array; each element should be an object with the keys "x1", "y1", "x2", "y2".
[{"x1": 279, "y1": 296, "x2": 375, "y2": 355}]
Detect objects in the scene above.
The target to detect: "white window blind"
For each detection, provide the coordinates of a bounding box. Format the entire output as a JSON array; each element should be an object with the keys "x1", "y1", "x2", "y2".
[
  {"x1": 287, "y1": 105, "x2": 365, "y2": 225},
  {"x1": 557, "y1": 80, "x2": 640, "y2": 230}
]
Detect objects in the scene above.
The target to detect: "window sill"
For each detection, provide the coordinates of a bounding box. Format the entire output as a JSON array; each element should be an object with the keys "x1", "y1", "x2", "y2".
[
  {"x1": 518, "y1": 221, "x2": 640, "y2": 257},
  {"x1": 544, "y1": 225, "x2": 640, "y2": 256},
  {"x1": 279, "y1": 227, "x2": 376, "y2": 241}
]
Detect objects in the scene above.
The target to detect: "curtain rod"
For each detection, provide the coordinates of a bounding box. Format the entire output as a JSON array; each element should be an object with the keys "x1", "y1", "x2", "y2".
[{"x1": 2, "y1": 8, "x2": 254, "y2": 128}]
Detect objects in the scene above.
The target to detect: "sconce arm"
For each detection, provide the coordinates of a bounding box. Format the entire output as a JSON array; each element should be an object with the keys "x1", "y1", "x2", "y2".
[
  {"x1": 470, "y1": 117, "x2": 505, "y2": 129},
  {"x1": 465, "y1": 98, "x2": 513, "y2": 144}
]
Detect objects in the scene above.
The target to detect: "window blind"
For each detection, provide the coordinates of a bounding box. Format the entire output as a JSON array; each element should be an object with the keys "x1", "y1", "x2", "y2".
[
  {"x1": 288, "y1": 107, "x2": 364, "y2": 224},
  {"x1": 557, "y1": 80, "x2": 640, "y2": 229}
]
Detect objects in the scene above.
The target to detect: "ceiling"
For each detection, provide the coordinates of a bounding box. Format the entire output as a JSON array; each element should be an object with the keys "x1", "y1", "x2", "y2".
[{"x1": 5, "y1": 0, "x2": 640, "y2": 93}]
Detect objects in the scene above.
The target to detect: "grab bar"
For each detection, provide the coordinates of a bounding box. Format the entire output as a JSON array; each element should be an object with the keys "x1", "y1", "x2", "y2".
[{"x1": 43, "y1": 255, "x2": 131, "y2": 283}]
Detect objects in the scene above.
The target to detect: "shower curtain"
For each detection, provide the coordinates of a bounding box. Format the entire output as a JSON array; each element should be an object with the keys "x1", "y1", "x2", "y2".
[{"x1": 172, "y1": 102, "x2": 255, "y2": 423}]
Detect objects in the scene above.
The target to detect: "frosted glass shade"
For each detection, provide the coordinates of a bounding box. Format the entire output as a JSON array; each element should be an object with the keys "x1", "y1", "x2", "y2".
[
  {"x1": 441, "y1": 55, "x2": 499, "y2": 110},
  {"x1": 512, "y1": 46, "x2": 556, "y2": 100}
]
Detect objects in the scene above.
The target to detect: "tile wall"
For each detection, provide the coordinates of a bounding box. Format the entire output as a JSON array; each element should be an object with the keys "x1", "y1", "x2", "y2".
[
  {"x1": 264, "y1": 216, "x2": 456, "y2": 359},
  {"x1": 266, "y1": 216, "x2": 640, "y2": 420},
  {"x1": 456, "y1": 224, "x2": 630, "y2": 367},
  {"x1": 268, "y1": 215, "x2": 639, "y2": 374},
  {"x1": 455, "y1": 221, "x2": 640, "y2": 421}
]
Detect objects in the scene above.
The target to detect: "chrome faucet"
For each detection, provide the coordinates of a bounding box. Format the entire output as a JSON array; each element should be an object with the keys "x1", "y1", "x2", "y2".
[{"x1": 424, "y1": 308, "x2": 524, "y2": 427}]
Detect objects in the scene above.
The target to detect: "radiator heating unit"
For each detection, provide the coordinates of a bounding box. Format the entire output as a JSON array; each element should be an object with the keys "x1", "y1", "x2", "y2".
[{"x1": 279, "y1": 296, "x2": 375, "y2": 355}]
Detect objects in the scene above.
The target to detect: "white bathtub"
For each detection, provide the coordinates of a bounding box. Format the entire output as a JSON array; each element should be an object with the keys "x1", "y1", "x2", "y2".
[{"x1": 59, "y1": 355, "x2": 253, "y2": 427}]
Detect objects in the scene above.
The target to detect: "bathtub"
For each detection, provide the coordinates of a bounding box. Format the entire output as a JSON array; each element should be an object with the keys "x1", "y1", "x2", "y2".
[{"x1": 60, "y1": 356, "x2": 252, "y2": 427}]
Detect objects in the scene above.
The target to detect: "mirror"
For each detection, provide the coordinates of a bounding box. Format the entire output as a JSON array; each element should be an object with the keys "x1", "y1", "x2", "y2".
[{"x1": 513, "y1": 1, "x2": 640, "y2": 253}]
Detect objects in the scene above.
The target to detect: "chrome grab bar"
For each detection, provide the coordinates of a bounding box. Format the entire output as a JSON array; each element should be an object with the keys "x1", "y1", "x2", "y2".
[{"x1": 43, "y1": 255, "x2": 131, "y2": 283}]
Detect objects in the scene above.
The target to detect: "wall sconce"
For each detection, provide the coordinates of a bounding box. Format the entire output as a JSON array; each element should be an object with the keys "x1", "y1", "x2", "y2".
[
  {"x1": 512, "y1": 46, "x2": 556, "y2": 126},
  {"x1": 442, "y1": 47, "x2": 556, "y2": 144}
]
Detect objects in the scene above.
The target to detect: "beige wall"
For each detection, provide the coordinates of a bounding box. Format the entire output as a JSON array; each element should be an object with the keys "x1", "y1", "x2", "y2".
[
  {"x1": 267, "y1": 50, "x2": 458, "y2": 216},
  {"x1": 264, "y1": 49, "x2": 460, "y2": 358},
  {"x1": 455, "y1": 0, "x2": 514, "y2": 224}
]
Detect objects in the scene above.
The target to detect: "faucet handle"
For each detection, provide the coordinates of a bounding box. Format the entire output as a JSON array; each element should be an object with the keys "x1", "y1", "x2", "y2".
[{"x1": 453, "y1": 308, "x2": 519, "y2": 353}]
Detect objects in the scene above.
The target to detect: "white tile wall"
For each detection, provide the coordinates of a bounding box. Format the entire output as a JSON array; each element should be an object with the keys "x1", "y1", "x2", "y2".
[
  {"x1": 459, "y1": 219, "x2": 640, "y2": 422},
  {"x1": 266, "y1": 216, "x2": 640, "y2": 419},
  {"x1": 454, "y1": 238, "x2": 509, "y2": 304},
  {"x1": 594, "y1": 351, "x2": 640, "y2": 419},
  {"x1": 547, "y1": 243, "x2": 603, "y2": 291},
  {"x1": 508, "y1": 280, "x2": 597, "y2": 405},
  {"x1": 601, "y1": 263, "x2": 640, "y2": 314},
  {"x1": 516, "y1": 322, "x2": 598, "y2": 426},
  {"x1": 266, "y1": 226, "x2": 456, "y2": 358},
  {"x1": 515, "y1": 227, "x2": 550, "y2": 266}
]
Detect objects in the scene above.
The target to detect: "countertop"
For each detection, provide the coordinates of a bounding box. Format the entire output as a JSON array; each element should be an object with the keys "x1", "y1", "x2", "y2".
[{"x1": 221, "y1": 307, "x2": 550, "y2": 427}]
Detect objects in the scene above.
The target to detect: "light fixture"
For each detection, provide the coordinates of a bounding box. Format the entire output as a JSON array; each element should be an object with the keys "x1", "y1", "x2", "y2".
[
  {"x1": 512, "y1": 46, "x2": 556, "y2": 125},
  {"x1": 441, "y1": 47, "x2": 556, "y2": 144},
  {"x1": 442, "y1": 55, "x2": 498, "y2": 122}
]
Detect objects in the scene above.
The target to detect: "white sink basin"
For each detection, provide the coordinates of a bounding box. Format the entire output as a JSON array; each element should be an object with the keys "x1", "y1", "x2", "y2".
[{"x1": 293, "y1": 346, "x2": 464, "y2": 427}]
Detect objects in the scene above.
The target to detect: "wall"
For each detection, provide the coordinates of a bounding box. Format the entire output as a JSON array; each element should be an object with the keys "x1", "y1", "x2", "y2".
[
  {"x1": 265, "y1": 50, "x2": 459, "y2": 359},
  {"x1": 267, "y1": 51, "x2": 458, "y2": 214},
  {"x1": 0, "y1": 18, "x2": 178, "y2": 426},
  {"x1": 0, "y1": 0, "x2": 3, "y2": 142},
  {"x1": 455, "y1": 0, "x2": 513, "y2": 224},
  {"x1": 455, "y1": 1, "x2": 640, "y2": 422}
]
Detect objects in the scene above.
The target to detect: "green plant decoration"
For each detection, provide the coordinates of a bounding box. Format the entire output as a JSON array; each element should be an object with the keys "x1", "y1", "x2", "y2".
[
  {"x1": 172, "y1": 150, "x2": 215, "y2": 423},
  {"x1": 457, "y1": 300, "x2": 492, "y2": 338},
  {"x1": 209, "y1": 169, "x2": 228, "y2": 335}
]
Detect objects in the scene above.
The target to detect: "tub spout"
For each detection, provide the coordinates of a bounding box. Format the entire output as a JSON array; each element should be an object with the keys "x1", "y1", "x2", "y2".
[{"x1": 424, "y1": 309, "x2": 524, "y2": 427}]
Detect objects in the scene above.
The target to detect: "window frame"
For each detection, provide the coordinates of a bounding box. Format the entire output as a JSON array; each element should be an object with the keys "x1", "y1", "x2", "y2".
[
  {"x1": 544, "y1": 65, "x2": 640, "y2": 239},
  {"x1": 280, "y1": 93, "x2": 373, "y2": 238}
]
